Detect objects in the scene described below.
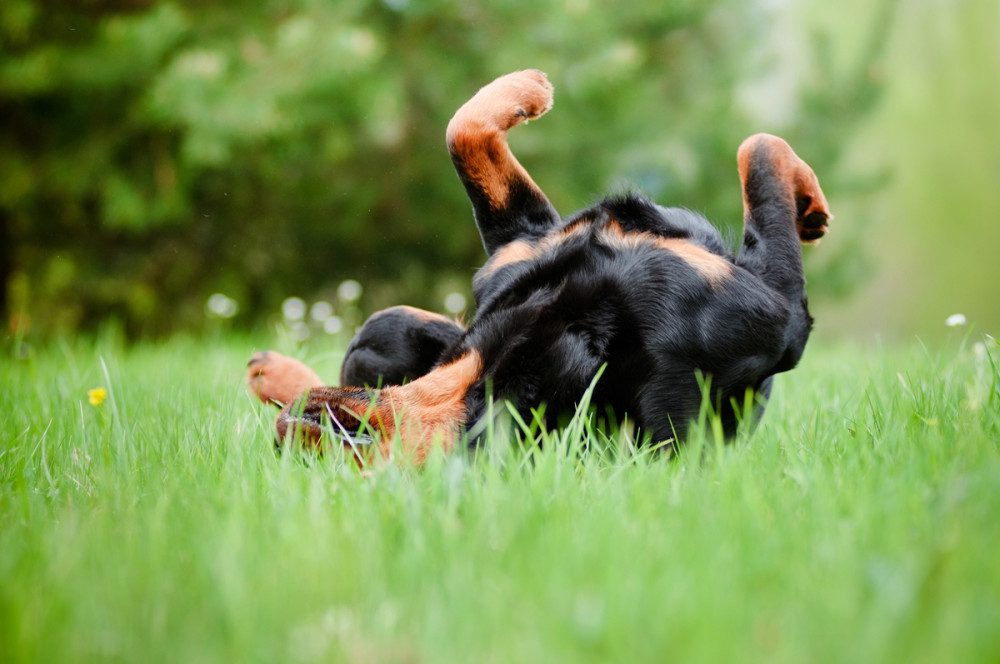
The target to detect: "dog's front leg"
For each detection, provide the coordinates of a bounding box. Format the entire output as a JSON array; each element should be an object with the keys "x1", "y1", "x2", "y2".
[{"x1": 446, "y1": 70, "x2": 561, "y2": 254}]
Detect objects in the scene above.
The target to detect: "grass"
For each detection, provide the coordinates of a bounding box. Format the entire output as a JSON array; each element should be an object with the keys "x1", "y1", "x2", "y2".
[{"x1": 1, "y1": 330, "x2": 998, "y2": 663}]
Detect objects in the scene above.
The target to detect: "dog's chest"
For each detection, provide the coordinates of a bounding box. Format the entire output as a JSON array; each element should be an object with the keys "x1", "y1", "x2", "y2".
[{"x1": 472, "y1": 204, "x2": 732, "y2": 315}]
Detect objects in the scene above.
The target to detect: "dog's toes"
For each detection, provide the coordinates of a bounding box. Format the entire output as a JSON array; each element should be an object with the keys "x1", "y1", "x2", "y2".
[
  {"x1": 511, "y1": 69, "x2": 554, "y2": 121},
  {"x1": 248, "y1": 350, "x2": 271, "y2": 367},
  {"x1": 456, "y1": 69, "x2": 554, "y2": 133},
  {"x1": 502, "y1": 69, "x2": 553, "y2": 129}
]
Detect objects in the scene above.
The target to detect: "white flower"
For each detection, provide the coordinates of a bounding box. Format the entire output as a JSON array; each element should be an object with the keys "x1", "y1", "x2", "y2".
[{"x1": 945, "y1": 313, "x2": 967, "y2": 327}]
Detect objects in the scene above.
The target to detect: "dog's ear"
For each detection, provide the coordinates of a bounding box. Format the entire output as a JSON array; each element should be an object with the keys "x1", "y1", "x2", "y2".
[{"x1": 340, "y1": 306, "x2": 465, "y2": 388}]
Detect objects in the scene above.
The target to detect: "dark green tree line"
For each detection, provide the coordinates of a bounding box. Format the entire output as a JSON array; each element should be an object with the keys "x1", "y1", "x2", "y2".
[{"x1": 1, "y1": 0, "x2": 889, "y2": 337}]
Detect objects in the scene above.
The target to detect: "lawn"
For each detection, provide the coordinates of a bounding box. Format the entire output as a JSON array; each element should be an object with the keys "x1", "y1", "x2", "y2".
[{"x1": 1, "y1": 331, "x2": 998, "y2": 663}]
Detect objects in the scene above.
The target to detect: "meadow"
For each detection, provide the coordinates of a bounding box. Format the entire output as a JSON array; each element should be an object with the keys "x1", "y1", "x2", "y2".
[{"x1": 1, "y1": 331, "x2": 998, "y2": 663}]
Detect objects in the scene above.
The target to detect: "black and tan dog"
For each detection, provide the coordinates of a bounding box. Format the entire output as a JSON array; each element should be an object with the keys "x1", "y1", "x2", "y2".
[{"x1": 247, "y1": 70, "x2": 831, "y2": 464}]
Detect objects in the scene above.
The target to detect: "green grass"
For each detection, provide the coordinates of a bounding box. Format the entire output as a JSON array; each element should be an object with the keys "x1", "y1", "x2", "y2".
[{"x1": 2, "y1": 331, "x2": 998, "y2": 663}]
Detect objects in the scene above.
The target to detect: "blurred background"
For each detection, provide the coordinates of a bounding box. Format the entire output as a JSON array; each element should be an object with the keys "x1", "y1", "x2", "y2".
[{"x1": 2, "y1": 0, "x2": 996, "y2": 344}]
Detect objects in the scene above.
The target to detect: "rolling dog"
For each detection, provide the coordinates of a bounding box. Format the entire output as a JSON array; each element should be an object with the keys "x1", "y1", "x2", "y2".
[{"x1": 247, "y1": 70, "x2": 831, "y2": 464}]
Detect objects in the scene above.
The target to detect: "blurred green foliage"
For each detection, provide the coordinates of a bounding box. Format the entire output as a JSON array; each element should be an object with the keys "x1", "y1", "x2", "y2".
[
  {"x1": 1, "y1": 0, "x2": 889, "y2": 337},
  {"x1": 820, "y1": 0, "x2": 1000, "y2": 341}
]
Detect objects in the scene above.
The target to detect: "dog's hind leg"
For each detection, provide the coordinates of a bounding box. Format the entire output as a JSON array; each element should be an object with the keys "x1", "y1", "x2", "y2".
[
  {"x1": 446, "y1": 70, "x2": 560, "y2": 254},
  {"x1": 736, "y1": 134, "x2": 831, "y2": 291},
  {"x1": 735, "y1": 134, "x2": 832, "y2": 370}
]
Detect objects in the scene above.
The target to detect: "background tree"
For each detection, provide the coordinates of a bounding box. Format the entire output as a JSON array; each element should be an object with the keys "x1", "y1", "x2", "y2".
[{"x1": 1, "y1": 0, "x2": 889, "y2": 338}]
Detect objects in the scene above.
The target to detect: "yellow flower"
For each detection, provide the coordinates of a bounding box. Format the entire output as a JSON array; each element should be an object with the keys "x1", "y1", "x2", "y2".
[{"x1": 88, "y1": 388, "x2": 107, "y2": 407}]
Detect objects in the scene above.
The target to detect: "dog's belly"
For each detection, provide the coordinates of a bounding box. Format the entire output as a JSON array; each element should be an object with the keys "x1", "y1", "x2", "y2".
[{"x1": 462, "y1": 202, "x2": 793, "y2": 443}]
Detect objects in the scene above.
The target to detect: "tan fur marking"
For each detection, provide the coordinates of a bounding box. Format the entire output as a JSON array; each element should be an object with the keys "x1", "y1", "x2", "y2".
[
  {"x1": 280, "y1": 351, "x2": 483, "y2": 466},
  {"x1": 556, "y1": 220, "x2": 588, "y2": 241},
  {"x1": 600, "y1": 221, "x2": 731, "y2": 287},
  {"x1": 656, "y1": 238, "x2": 732, "y2": 286},
  {"x1": 381, "y1": 350, "x2": 483, "y2": 464},
  {"x1": 383, "y1": 305, "x2": 454, "y2": 325},
  {"x1": 447, "y1": 130, "x2": 515, "y2": 209},
  {"x1": 477, "y1": 239, "x2": 541, "y2": 280},
  {"x1": 559, "y1": 219, "x2": 586, "y2": 235},
  {"x1": 476, "y1": 223, "x2": 588, "y2": 285}
]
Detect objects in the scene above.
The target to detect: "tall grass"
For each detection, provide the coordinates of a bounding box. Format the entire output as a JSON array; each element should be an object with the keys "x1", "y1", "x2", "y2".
[{"x1": 1, "y1": 332, "x2": 998, "y2": 663}]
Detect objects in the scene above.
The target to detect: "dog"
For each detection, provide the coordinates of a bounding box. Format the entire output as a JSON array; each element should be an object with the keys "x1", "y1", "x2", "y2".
[{"x1": 247, "y1": 70, "x2": 831, "y2": 464}]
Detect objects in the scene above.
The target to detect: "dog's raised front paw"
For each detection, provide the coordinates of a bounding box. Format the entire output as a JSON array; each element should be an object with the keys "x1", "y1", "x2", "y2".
[{"x1": 448, "y1": 69, "x2": 554, "y2": 137}]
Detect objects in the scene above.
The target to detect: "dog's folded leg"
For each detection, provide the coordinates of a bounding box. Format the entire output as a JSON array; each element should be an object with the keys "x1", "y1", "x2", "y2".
[{"x1": 446, "y1": 70, "x2": 561, "y2": 254}]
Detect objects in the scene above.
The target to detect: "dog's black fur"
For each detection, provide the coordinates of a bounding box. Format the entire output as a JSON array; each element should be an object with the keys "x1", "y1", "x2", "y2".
[
  {"x1": 340, "y1": 306, "x2": 464, "y2": 388},
  {"x1": 255, "y1": 70, "x2": 831, "y2": 462}
]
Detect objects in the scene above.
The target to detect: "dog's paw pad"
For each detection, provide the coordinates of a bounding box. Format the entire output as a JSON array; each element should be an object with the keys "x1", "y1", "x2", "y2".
[
  {"x1": 795, "y1": 196, "x2": 831, "y2": 244},
  {"x1": 739, "y1": 134, "x2": 832, "y2": 246},
  {"x1": 794, "y1": 177, "x2": 831, "y2": 244}
]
